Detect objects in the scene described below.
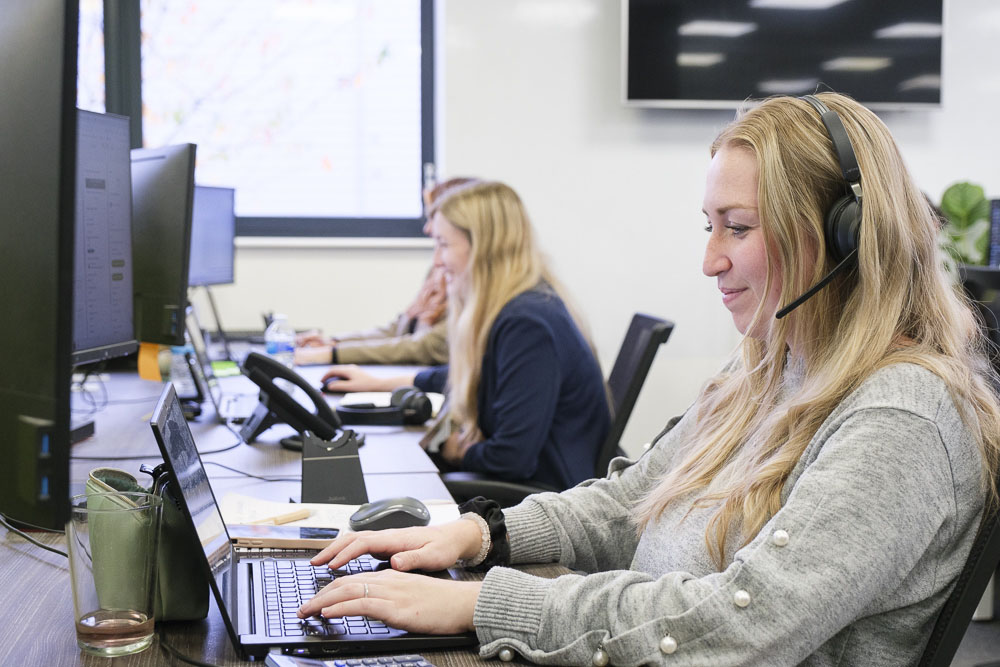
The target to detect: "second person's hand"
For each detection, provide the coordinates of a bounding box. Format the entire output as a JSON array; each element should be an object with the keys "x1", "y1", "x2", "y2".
[{"x1": 320, "y1": 365, "x2": 418, "y2": 393}]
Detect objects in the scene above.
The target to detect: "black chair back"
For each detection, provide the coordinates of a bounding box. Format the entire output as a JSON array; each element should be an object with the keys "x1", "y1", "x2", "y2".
[
  {"x1": 594, "y1": 313, "x2": 674, "y2": 476},
  {"x1": 924, "y1": 266, "x2": 1000, "y2": 666},
  {"x1": 918, "y1": 502, "x2": 1000, "y2": 666}
]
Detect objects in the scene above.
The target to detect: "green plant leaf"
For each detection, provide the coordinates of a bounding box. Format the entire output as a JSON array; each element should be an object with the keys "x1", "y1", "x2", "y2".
[
  {"x1": 951, "y1": 219, "x2": 990, "y2": 265},
  {"x1": 941, "y1": 182, "x2": 989, "y2": 229}
]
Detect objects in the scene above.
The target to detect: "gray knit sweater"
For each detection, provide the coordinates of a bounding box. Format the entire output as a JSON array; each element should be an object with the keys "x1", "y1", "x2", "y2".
[{"x1": 472, "y1": 363, "x2": 985, "y2": 666}]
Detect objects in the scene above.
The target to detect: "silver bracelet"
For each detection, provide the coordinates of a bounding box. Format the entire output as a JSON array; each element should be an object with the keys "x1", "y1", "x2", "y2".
[{"x1": 455, "y1": 512, "x2": 491, "y2": 568}]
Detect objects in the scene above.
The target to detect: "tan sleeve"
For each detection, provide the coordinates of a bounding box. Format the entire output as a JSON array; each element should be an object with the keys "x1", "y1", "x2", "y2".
[
  {"x1": 335, "y1": 319, "x2": 448, "y2": 366},
  {"x1": 332, "y1": 314, "x2": 410, "y2": 343}
]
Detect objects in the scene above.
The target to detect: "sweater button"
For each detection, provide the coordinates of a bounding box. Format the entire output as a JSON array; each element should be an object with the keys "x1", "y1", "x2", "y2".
[
  {"x1": 734, "y1": 589, "x2": 751, "y2": 607},
  {"x1": 772, "y1": 529, "x2": 790, "y2": 546},
  {"x1": 498, "y1": 647, "x2": 515, "y2": 662},
  {"x1": 592, "y1": 646, "x2": 610, "y2": 666},
  {"x1": 659, "y1": 635, "x2": 678, "y2": 654}
]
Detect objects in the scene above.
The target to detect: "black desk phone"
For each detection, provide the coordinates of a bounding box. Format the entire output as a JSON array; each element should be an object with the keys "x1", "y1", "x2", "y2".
[{"x1": 238, "y1": 352, "x2": 361, "y2": 451}]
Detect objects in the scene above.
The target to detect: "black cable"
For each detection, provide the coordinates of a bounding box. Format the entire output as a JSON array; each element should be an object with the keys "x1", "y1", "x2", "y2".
[
  {"x1": 0, "y1": 512, "x2": 68, "y2": 558},
  {"x1": 71, "y1": 452, "x2": 168, "y2": 461},
  {"x1": 157, "y1": 626, "x2": 222, "y2": 667},
  {"x1": 202, "y1": 461, "x2": 300, "y2": 482},
  {"x1": 0, "y1": 514, "x2": 64, "y2": 534},
  {"x1": 74, "y1": 365, "x2": 110, "y2": 412},
  {"x1": 72, "y1": 421, "x2": 245, "y2": 461},
  {"x1": 102, "y1": 395, "x2": 163, "y2": 405}
]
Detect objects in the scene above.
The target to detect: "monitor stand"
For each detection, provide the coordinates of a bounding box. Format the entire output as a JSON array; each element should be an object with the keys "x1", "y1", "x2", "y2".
[{"x1": 202, "y1": 286, "x2": 236, "y2": 362}]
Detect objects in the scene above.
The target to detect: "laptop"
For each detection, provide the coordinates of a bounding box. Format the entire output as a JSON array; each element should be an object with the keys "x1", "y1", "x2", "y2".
[
  {"x1": 184, "y1": 307, "x2": 260, "y2": 423},
  {"x1": 148, "y1": 384, "x2": 477, "y2": 660}
]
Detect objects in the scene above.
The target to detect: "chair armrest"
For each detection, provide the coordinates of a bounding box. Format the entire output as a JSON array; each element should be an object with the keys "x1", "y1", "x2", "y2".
[{"x1": 441, "y1": 472, "x2": 558, "y2": 508}]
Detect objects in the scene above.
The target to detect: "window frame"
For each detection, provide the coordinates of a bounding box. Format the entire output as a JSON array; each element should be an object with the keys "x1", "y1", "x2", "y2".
[{"x1": 102, "y1": 0, "x2": 434, "y2": 239}]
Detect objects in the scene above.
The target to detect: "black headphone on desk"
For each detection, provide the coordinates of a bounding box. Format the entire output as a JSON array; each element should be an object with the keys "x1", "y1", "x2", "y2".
[
  {"x1": 775, "y1": 94, "x2": 863, "y2": 319},
  {"x1": 335, "y1": 386, "x2": 433, "y2": 426}
]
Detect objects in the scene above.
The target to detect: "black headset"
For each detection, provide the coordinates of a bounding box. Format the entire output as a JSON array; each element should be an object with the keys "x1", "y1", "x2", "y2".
[
  {"x1": 774, "y1": 94, "x2": 863, "y2": 319},
  {"x1": 335, "y1": 386, "x2": 433, "y2": 426}
]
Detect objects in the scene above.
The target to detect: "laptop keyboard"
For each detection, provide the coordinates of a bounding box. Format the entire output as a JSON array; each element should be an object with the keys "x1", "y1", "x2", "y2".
[{"x1": 262, "y1": 556, "x2": 390, "y2": 638}]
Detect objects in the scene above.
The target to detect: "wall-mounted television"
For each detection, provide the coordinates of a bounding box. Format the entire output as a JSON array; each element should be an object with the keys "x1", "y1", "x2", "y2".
[{"x1": 623, "y1": 0, "x2": 943, "y2": 109}]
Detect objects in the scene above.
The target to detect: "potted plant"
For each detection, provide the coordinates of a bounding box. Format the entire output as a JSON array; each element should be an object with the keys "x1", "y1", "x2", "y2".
[{"x1": 939, "y1": 181, "x2": 991, "y2": 268}]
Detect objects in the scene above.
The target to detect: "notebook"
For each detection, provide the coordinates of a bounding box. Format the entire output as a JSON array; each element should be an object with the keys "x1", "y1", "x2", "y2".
[{"x1": 148, "y1": 383, "x2": 477, "y2": 660}]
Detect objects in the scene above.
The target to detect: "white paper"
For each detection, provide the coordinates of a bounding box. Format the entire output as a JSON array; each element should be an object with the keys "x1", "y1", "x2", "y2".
[{"x1": 219, "y1": 493, "x2": 459, "y2": 533}]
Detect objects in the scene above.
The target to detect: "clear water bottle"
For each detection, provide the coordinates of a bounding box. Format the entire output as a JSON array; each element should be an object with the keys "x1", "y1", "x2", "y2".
[{"x1": 264, "y1": 314, "x2": 296, "y2": 368}]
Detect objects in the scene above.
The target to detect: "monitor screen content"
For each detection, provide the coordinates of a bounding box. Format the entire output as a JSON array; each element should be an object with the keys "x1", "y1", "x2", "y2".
[
  {"x1": 73, "y1": 110, "x2": 138, "y2": 365},
  {"x1": 188, "y1": 185, "x2": 236, "y2": 287},
  {"x1": 130, "y1": 143, "x2": 197, "y2": 346},
  {"x1": 0, "y1": 0, "x2": 78, "y2": 529}
]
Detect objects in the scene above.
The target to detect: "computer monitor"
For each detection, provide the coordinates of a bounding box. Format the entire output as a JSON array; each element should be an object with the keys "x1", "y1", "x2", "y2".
[
  {"x1": 72, "y1": 109, "x2": 138, "y2": 365},
  {"x1": 0, "y1": 0, "x2": 78, "y2": 529},
  {"x1": 188, "y1": 185, "x2": 236, "y2": 287},
  {"x1": 130, "y1": 143, "x2": 197, "y2": 346}
]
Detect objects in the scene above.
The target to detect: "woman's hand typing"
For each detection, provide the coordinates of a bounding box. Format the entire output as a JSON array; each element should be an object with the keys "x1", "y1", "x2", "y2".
[
  {"x1": 300, "y1": 520, "x2": 487, "y2": 634},
  {"x1": 298, "y1": 569, "x2": 482, "y2": 635},
  {"x1": 310, "y1": 519, "x2": 484, "y2": 573}
]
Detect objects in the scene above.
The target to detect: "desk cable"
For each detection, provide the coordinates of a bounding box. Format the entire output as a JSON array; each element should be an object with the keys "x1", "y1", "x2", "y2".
[
  {"x1": 0, "y1": 511, "x2": 68, "y2": 558},
  {"x1": 158, "y1": 627, "x2": 222, "y2": 667},
  {"x1": 202, "y1": 461, "x2": 301, "y2": 482},
  {"x1": 72, "y1": 420, "x2": 246, "y2": 461}
]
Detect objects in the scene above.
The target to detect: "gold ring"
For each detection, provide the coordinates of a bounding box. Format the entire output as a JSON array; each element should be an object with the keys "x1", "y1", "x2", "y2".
[{"x1": 364, "y1": 583, "x2": 369, "y2": 599}]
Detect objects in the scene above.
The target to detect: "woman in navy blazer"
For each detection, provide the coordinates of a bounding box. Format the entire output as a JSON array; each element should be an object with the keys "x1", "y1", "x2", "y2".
[{"x1": 322, "y1": 180, "x2": 609, "y2": 490}]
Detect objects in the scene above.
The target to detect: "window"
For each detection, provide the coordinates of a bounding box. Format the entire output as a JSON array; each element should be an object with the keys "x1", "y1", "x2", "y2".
[
  {"x1": 86, "y1": 0, "x2": 435, "y2": 238},
  {"x1": 77, "y1": 0, "x2": 106, "y2": 113}
]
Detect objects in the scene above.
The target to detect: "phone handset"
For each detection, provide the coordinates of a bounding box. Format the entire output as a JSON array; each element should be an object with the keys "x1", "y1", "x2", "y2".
[{"x1": 238, "y1": 352, "x2": 343, "y2": 445}]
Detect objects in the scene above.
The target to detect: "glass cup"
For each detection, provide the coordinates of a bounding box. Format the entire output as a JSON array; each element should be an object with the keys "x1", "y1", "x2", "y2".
[{"x1": 66, "y1": 492, "x2": 162, "y2": 657}]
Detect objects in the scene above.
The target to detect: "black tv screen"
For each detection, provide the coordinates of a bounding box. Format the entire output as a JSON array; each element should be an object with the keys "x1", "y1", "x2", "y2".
[{"x1": 624, "y1": 0, "x2": 943, "y2": 108}]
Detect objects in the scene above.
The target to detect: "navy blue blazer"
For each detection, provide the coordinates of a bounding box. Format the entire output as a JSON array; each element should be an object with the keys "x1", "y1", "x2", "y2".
[{"x1": 415, "y1": 287, "x2": 610, "y2": 490}]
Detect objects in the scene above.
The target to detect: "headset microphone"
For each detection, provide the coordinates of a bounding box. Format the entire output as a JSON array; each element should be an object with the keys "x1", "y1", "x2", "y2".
[
  {"x1": 775, "y1": 95, "x2": 863, "y2": 321},
  {"x1": 774, "y1": 248, "x2": 857, "y2": 319}
]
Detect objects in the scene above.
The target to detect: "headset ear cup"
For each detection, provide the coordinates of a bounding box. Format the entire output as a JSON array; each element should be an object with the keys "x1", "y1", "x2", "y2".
[
  {"x1": 825, "y1": 195, "x2": 861, "y2": 262},
  {"x1": 390, "y1": 386, "x2": 413, "y2": 407},
  {"x1": 391, "y1": 387, "x2": 432, "y2": 425}
]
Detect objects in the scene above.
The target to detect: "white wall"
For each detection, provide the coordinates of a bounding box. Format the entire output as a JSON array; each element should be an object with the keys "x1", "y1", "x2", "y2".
[{"x1": 202, "y1": 0, "x2": 1000, "y2": 458}]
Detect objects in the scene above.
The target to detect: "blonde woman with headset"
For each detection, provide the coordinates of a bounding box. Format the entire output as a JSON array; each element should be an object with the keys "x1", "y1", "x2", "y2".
[
  {"x1": 322, "y1": 180, "x2": 611, "y2": 491},
  {"x1": 303, "y1": 94, "x2": 1000, "y2": 665}
]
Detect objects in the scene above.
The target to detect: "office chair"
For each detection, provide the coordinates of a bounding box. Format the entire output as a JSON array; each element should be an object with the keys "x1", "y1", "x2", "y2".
[
  {"x1": 920, "y1": 265, "x2": 1000, "y2": 667},
  {"x1": 917, "y1": 502, "x2": 1000, "y2": 667},
  {"x1": 441, "y1": 313, "x2": 674, "y2": 507}
]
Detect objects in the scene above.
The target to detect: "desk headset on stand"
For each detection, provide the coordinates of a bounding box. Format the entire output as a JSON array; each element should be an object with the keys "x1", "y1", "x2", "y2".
[{"x1": 775, "y1": 94, "x2": 863, "y2": 321}]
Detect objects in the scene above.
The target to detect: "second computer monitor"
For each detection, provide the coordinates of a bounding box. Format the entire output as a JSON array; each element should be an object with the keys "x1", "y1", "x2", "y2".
[
  {"x1": 188, "y1": 185, "x2": 236, "y2": 287},
  {"x1": 73, "y1": 109, "x2": 138, "y2": 365},
  {"x1": 130, "y1": 143, "x2": 197, "y2": 346}
]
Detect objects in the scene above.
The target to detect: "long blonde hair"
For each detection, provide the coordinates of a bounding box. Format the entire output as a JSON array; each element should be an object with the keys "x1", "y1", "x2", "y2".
[
  {"x1": 634, "y1": 93, "x2": 1000, "y2": 567},
  {"x1": 429, "y1": 180, "x2": 593, "y2": 439}
]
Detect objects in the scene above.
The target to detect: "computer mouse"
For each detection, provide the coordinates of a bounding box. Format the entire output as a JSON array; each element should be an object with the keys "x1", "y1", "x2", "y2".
[
  {"x1": 349, "y1": 496, "x2": 431, "y2": 531},
  {"x1": 320, "y1": 377, "x2": 346, "y2": 394}
]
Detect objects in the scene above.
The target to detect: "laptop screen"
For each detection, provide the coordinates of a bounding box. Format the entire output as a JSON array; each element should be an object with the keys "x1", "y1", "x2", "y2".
[
  {"x1": 185, "y1": 308, "x2": 224, "y2": 409},
  {"x1": 149, "y1": 384, "x2": 237, "y2": 617}
]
